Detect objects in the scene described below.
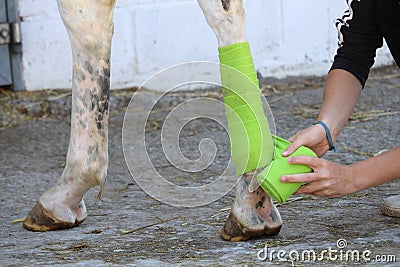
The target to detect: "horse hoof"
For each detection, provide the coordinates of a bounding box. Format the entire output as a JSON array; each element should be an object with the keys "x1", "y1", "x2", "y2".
[
  {"x1": 220, "y1": 212, "x2": 281, "y2": 242},
  {"x1": 23, "y1": 201, "x2": 85, "y2": 232}
]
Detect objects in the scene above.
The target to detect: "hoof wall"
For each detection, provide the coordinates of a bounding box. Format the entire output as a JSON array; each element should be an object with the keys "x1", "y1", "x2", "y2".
[
  {"x1": 23, "y1": 201, "x2": 84, "y2": 232},
  {"x1": 220, "y1": 212, "x2": 281, "y2": 242}
]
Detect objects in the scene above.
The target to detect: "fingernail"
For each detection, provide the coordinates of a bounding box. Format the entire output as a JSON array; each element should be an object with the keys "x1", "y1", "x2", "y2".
[
  {"x1": 280, "y1": 176, "x2": 287, "y2": 182},
  {"x1": 282, "y1": 150, "x2": 288, "y2": 156}
]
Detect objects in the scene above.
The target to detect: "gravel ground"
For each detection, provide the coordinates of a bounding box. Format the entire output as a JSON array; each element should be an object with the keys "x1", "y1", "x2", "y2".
[{"x1": 0, "y1": 65, "x2": 399, "y2": 266}]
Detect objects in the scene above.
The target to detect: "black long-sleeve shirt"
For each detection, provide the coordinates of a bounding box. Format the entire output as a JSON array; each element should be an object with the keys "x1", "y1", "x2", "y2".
[{"x1": 330, "y1": 0, "x2": 400, "y2": 87}]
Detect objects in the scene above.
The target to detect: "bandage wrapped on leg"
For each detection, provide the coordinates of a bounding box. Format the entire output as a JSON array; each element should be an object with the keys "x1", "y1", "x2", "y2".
[
  {"x1": 219, "y1": 42, "x2": 273, "y2": 175},
  {"x1": 219, "y1": 42, "x2": 316, "y2": 203}
]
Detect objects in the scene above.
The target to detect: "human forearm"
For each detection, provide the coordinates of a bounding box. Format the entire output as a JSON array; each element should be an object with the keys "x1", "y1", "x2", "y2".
[
  {"x1": 351, "y1": 146, "x2": 400, "y2": 192},
  {"x1": 317, "y1": 69, "x2": 363, "y2": 142}
]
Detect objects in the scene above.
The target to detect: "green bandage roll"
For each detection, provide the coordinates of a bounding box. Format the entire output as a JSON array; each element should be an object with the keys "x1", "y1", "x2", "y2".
[
  {"x1": 257, "y1": 136, "x2": 317, "y2": 203},
  {"x1": 219, "y1": 42, "x2": 274, "y2": 175}
]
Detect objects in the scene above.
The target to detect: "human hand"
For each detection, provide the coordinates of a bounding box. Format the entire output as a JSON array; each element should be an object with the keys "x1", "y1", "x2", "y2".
[
  {"x1": 282, "y1": 124, "x2": 330, "y2": 158},
  {"x1": 280, "y1": 156, "x2": 357, "y2": 198}
]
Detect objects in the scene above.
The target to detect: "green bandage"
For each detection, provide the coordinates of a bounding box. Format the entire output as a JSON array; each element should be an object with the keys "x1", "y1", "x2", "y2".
[
  {"x1": 219, "y1": 42, "x2": 274, "y2": 175},
  {"x1": 257, "y1": 136, "x2": 317, "y2": 203},
  {"x1": 219, "y1": 42, "x2": 317, "y2": 203}
]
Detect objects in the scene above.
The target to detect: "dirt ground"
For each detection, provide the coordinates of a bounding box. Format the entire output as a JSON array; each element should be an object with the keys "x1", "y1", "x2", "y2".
[{"x1": 0, "y1": 65, "x2": 399, "y2": 266}]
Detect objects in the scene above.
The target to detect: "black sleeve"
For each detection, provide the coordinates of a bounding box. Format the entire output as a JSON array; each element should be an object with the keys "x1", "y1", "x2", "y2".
[
  {"x1": 377, "y1": 0, "x2": 400, "y2": 68},
  {"x1": 330, "y1": 0, "x2": 383, "y2": 87}
]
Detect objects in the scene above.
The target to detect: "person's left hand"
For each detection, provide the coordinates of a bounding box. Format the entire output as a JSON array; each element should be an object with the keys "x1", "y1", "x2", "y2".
[{"x1": 280, "y1": 156, "x2": 357, "y2": 198}]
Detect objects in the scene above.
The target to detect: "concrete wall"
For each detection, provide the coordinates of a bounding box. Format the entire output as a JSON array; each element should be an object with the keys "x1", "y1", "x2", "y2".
[{"x1": 18, "y1": 0, "x2": 393, "y2": 91}]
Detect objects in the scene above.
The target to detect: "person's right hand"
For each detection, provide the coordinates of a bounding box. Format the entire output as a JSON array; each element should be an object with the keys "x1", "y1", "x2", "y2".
[{"x1": 282, "y1": 124, "x2": 330, "y2": 158}]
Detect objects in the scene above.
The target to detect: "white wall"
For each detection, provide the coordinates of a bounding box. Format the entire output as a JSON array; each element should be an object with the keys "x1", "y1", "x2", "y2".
[{"x1": 18, "y1": 0, "x2": 393, "y2": 91}]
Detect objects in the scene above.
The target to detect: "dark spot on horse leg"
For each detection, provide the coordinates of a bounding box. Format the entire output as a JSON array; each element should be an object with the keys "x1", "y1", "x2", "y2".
[
  {"x1": 79, "y1": 120, "x2": 87, "y2": 129},
  {"x1": 96, "y1": 121, "x2": 103, "y2": 131},
  {"x1": 270, "y1": 210, "x2": 278, "y2": 223},
  {"x1": 97, "y1": 73, "x2": 110, "y2": 106},
  {"x1": 250, "y1": 213, "x2": 264, "y2": 226},
  {"x1": 95, "y1": 66, "x2": 110, "y2": 134},
  {"x1": 221, "y1": 0, "x2": 230, "y2": 11},
  {"x1": 91, "y1": 97, "x2": 97, "y2": 112},
  {"x1": 102, "y1": 66, "x2": 110, "y2": 78},
  {"x1": 85, "y1": 61, "x2": 93, "y2": 75},
  {"x1": 87, "y1": 143, "x2": 99, "y2": 165},
  {"x1": 75, "y1": 67, "x2": 86, "y2": 82},
  {"x1": 254, "y1": 193, "x2": 266, "y2": 209}
]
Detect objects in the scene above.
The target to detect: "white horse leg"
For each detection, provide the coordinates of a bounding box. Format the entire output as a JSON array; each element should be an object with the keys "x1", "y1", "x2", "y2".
[{"x1": 24, "y1": 0, "x2": 116, "y2": 231}]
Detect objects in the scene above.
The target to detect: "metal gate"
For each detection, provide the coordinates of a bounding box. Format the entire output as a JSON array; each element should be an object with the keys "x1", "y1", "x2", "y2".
[{"x1": 0, "y1": 0, "x2": 22, "y2": 90}]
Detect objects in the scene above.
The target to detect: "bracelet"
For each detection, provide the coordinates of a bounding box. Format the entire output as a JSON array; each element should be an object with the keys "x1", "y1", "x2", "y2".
[{"x1": 313, "y1": 121, "x2": 338, "y2": 152}]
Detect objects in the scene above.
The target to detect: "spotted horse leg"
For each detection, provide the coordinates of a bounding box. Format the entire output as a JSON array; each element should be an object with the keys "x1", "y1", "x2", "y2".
[
  {"x1": 24, "y1": 0, "x2": 116, "y2": 231},
  {"x1": 197, "y1": 0, "x2": 283, "y2": 241}
]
